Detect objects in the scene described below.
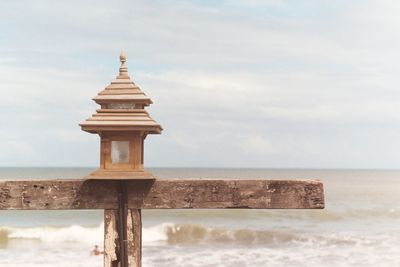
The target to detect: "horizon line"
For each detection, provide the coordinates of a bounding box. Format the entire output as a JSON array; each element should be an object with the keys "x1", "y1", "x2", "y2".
[{"x1": 0, "y1": 166, "x2": 399, "y2": 171}]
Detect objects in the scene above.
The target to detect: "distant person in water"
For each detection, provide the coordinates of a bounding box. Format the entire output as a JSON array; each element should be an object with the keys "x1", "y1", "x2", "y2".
[{"x1": 90, "y1": 245, "x2": 104, "y2": 256}]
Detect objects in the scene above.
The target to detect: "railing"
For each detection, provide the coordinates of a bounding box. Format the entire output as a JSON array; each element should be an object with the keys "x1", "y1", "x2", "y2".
[{"x1": 0, "y1": 178, "x2": 324, "y2": 267}]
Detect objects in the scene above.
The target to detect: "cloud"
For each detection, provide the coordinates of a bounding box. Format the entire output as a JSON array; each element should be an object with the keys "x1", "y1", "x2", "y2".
[{"x1": 1, "y1": 1, "x2": 400, "y2": 168}]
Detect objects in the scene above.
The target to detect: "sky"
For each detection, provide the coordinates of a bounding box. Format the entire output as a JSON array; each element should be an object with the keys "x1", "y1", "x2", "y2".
[{"x1": 0, "y1": 0, "x2": 400, "y2": 168}]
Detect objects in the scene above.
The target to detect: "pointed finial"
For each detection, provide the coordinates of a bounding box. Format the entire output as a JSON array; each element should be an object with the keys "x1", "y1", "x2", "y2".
[
  {"x1": 119, "y1": 50, "x2": 129, "y2": 77},
  {"x1": 120, "y1": 50, "x2": 126, "y2": 63}
]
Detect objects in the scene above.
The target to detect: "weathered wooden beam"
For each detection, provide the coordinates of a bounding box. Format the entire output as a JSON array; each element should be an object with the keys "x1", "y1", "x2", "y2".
[{"x1": 0, "y1": 179, "x2": 324, "y2": 210}]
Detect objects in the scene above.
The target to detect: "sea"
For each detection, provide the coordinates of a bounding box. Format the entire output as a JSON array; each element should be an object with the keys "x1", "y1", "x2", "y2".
[{"x1": 0, "y1": 168, "x2": 399, "y2": 267}]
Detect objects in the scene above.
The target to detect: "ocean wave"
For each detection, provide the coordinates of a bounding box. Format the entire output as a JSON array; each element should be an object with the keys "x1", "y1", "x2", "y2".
[
  {"x1": 163, "y1": 224, "x2": 308, "y2": 245},
  {"x1": 161, "y1": 224, "x2": 383, "y2": 246},
  {"x1": 0, "y1": 224, "x2": 103, "y2": 248},
  {"x1": 0, "y1": 222, "x2": 388, "y2": 248}
]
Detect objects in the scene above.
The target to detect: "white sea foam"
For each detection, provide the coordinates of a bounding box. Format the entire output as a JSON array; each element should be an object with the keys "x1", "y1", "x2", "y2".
[
  {"x1": 2, "y1": 223, "x2": 400, "y2": 267},
  {"x1": 4, "y1": 224, "x2": 103, "y2": 245},
  {"x1": 1, "y1": 222, "x2": 399, "y2": 247},
  {"x1": 1, "y1": 222, "x2": 174, "y2": 246},
  {"x1": 142, "y1": 222, "x2": 172, "y2": 243}
]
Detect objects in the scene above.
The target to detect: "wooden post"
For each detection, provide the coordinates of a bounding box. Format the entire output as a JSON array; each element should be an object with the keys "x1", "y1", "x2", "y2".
[
  {"x1": 104, "y1": 209, "x2": 119, "y2": 267},
  {"x1": 104, "y1": 209, "x2": 142, "y2": 267},
  {"x1": 119, "y1": 181, "x2": 128, "y2": 267},
  {"x1": 127, "y1": 209, "x2": 142, "y2": 267},
  {"x1": 104, "y1": 181, "x2": 142, "y2": 267}
]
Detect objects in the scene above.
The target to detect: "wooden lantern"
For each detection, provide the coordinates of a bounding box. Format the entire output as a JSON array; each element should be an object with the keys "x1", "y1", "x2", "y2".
[{"x1": 80, "y1": 51, "x2": 162, "y2": 179}]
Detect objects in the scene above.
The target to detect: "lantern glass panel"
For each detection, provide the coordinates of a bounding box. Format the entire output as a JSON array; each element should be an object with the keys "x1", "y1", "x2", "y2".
[{"x1": 111, "y1": 141, "x2": 130, "y2": 164}]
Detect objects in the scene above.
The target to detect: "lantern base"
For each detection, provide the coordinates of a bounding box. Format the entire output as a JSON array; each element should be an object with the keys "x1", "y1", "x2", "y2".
[{"x1": 84, "y1": 169, "x2": 156, "y2": 180}]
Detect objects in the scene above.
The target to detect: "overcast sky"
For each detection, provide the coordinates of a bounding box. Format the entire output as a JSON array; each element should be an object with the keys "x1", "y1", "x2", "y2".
[{"x1": 0, "y1": 0, "x2": 400, "y2": 168}]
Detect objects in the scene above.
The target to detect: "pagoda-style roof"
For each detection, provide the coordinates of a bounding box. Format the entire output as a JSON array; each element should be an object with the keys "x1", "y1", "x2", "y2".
[{"x1": 80, "y1": 51, "x2": 162, "y2": 134}]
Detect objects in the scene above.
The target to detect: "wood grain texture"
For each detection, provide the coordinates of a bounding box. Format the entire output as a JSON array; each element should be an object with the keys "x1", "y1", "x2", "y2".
[
  {"x1": 103, "y1": 209, "x2": 142, "y2": 267},
  {"x1": 104, "y1": 209, "x2": 120, "y2": 267},
  {"x1": 0, "y1": 179, "x2": 324, "y2": 210},
  {"x1": 127, "y1": 209, "x2": 142, "y2": 267}
]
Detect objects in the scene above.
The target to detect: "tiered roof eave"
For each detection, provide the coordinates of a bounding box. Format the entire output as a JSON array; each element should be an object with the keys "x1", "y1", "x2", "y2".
[
  {"x1": 92, "y1": 76, "x2": 153, "y2": 106},
  {"x1": 80, "y1": 51, "x2": 162, "y2": 135}
]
